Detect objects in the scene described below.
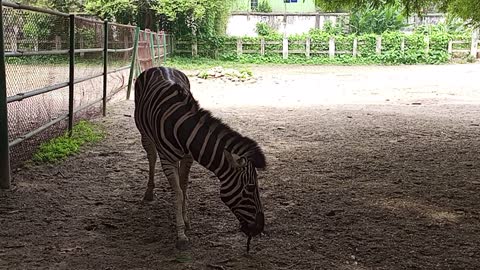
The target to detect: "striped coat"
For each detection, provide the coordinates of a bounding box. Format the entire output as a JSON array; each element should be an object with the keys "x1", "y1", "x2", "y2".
[{"x1": 134, "y1": 67, "x2": 266, "y2": 249}]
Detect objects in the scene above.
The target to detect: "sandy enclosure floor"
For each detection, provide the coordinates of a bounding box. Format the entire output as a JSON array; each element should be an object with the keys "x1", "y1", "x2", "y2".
[{"x1": 1, "y1": 64, "x2": 480, "y2": 270}]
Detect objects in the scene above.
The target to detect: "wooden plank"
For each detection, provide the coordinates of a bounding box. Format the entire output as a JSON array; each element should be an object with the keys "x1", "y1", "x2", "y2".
[
  {"x1": 329, "y1": 37, "x2": 335, "y2": 59},
  {"x1": 425, "y1": 36, "x2": 430, "y2": 55},
  {"x1": 471, "y1": 29, "x2": 479, "y2": 57},
  {"x1": 452, "y1": 49, "x2": 470, "y2": 53},
  {"x1": 265, "y1": 41, "x2": 282, "y2": 45},
  {"x1": 311, "y1": 50, "x2": 330, "y2": 54},
  {"x1": 289, "y1": 50, "x2": 306, "y2": 54},
  {"x1": 376, "y1": 36, "x2": 382, "y2": 55},
  {"x1": 283, "y1": 38, "x2": 288, "y2": 59},
  {"x1": 261, "y1": 38, "x2": 265, "y2": 56},
  {"x1": 401, "y1": 37, "x2": 405, "y2": 53},
  {"x1": 237, "y1": 38, "x2": 243, "y2": 56},
  {"x1": 192, "y1": 41, "x2": 198, "y2": 57},
  {"x1": 306, "y1": 38, "x2": 311, "y2": 59},
  {"x1": 352, "y1": 38, "x2": 358, "y2": 57}
]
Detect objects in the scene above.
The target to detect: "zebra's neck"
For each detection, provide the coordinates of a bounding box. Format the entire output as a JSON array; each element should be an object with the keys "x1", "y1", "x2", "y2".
[{"x1": 183, "y1": 110, "x2": 248, "y2": 177}]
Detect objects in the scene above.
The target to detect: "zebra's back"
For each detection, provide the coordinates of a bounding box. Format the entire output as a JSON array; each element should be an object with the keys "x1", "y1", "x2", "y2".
[{"x1": 134, "y1": 67, "x2": 197, "y2": 161}]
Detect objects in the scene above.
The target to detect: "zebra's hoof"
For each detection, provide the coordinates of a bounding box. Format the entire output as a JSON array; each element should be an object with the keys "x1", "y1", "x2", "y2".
[
  {"x1": 184, "y1": 221, "x2": 191, "y2": 231},
  {"x1": 143, "y1": 192, "x2": 154, "y2": 202},
  {"x1": 176, "y1": 238, "x2": 190, "y2": 250}
]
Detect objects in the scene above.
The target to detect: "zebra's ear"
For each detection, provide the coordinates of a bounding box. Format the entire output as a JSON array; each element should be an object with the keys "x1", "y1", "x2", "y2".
[
  {"x1": 169, "y1": 83, "x2": 186, "y2": 97},
  {"x1": 224, "y1": 150, "x2": 247, "y2": 168}
]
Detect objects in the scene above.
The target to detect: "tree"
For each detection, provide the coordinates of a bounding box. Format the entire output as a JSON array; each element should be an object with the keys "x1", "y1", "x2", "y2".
[
  {"x1": 151, "y1": 0, "x2": 234, "y2": 37},
  {"x1": 84, "y1": 0, "x2": 137, "y2": 21},
  {"x1": 84, "y1": 0, "x2": 157, "y2": 30},
  {"x1": 18, "y1": 0, "x2": 83, "y2": 12},
  {"x1": 315, "y1": 0, "x2": 480, "y2": 26},
  {"x1": 445, "y1": 0, "x2": 480, "y2": 26}
]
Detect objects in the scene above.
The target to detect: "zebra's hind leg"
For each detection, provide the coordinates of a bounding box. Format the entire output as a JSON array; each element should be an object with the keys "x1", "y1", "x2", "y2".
[
  {"x1": 179, "y1": 155, "x2": 194, "y2": 230},
  {"x1": 160, "y1": 156, "x2": 190, "y2": 250},
  {"x1": 141, "y1": 135, "x2": 157, "y2": 202}
]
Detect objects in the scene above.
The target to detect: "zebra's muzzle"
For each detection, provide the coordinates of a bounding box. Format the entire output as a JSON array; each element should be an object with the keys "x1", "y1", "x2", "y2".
[{"x1": 241, "y1": 212, "x2": 264, "y2": 237}]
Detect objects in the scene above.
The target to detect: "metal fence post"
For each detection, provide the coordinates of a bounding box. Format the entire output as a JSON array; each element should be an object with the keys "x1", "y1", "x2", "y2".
[
  {"x1": 149, "y1": 32, "x2": 155, "y2": 64},
  {"x1": 162, "y1": 32, "x2": 167, "y2": 63},
  {"x1": 126, "y1": 27, "x2": 140, "y2": 100},
  {"x1": 103, "y1": 19, "x2": 108, "y2": 116},
  {"x1": 156, "y1": 32, "x2": 161, "y2": 65},
  {"x1": 0, "y1": 2, "x2": 11, "y2": 189},
  {"x1": 68, "y1": 14, "x2": 75, "y2": 135}
]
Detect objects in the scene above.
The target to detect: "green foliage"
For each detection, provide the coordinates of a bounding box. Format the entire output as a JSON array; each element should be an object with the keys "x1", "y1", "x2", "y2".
[
  {"x1": 152, "y1": 0, "x2": 234, "y2": 38},
  {"x1": 256, "y1": 22, "x2": 278, "y2": 37},
  {"x1": 23, "y1": 13, "x2": 53, "y2": 41},
  {"x1": 256, "y1": 0, "x2": 273, "y2": 13},
  {"x1": 32, "y1": 121, "x2": 104, "y2": 163},
  {"x1": 84, "y1": 0, "x2": 137, "y2": 24},
  {"x1": 323, "y1": 21, "x2": 343, "y2": 35},
  {"x1": 174, "y1": 24, "x2": 470, "y2": 66},
  {"x1": 315, "y1": 0, "x2": 480, "y2": 26},
  {"x1": 349, "y1": 3, "x2": 407, "y2": 34},
  {"x1": 466, "y1": 55, "x2": 476, "y2": 63},
  {"x1": 76, "y1": 27, "x2": 97, "y2": 48},
  {"x1": 19, "y1": 0, "x2": 82, "y2": 12},
  {"x1": 446, "y1": 0, "x2": 480, "y2": 27}
]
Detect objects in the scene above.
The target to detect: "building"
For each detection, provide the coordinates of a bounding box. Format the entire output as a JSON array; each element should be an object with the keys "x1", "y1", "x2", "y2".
[
  {"x1": 228, "y1": 0, "x2": 340, "y2": 37},
  {"x1": 232, "y1": 0, "x2": 316, "y2": 13}
]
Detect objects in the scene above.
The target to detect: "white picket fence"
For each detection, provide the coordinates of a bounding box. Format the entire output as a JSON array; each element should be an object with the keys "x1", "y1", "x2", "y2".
[{"x1": 177, "y1": 30, "x2": 480, "y2": 59}]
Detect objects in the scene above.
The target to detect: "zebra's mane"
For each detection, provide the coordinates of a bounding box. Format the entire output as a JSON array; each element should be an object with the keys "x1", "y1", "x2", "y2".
[{"x1": 196, "y1": 107, "x2": 266, "y2": 169}]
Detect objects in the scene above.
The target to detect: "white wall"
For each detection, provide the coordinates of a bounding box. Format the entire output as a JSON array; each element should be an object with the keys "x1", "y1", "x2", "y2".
[
  {"x1": 226, "y1": 13, "x2": 447, "y2": 37},
  {"x1": 226, "y1": 13, "x2": 343, "y2": 37}
]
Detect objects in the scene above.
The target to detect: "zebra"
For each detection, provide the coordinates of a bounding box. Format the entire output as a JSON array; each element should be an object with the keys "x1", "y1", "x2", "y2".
[{"x1": 134, "y1": 67, "x2": 266, "y2": 250}]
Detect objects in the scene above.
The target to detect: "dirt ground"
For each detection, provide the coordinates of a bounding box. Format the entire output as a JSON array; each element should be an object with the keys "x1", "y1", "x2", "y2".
[{"x1": 1, "y1": 64, "x2": 480, "y2": 270}]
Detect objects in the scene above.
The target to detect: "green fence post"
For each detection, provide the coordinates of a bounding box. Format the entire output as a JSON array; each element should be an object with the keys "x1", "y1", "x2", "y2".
[
  {"x1": 126, "y1": 27, "x2": 140, "y2": 100},
  {"x1": 156, "y1": 32, "x2": 161, "y2": 65},
  {"x1": 68, "y1": 14, "x2": 75, "y2": 135},
  {"x1": 163, "y1": 32, "x2": 167, "y2": 63},
  {"x1": 149, "y1": 32, "x2": 155, "y2": 64},
  {"x1": 102, "y1": 19, "x2": 108, "y2": 116},
  {"x1": 0, "y1": 2, "x2": 11, "y2": 189}
]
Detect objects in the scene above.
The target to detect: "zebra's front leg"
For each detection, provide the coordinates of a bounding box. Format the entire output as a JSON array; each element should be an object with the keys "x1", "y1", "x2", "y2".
[
  {"x1": 160, "y1": 157, "x2": 189, "y2": 250},
  {"x1": 141, "y1": 136, "x2": 157, "y2": 201},
  {"x1": 179, "y1": 155, "x2": 194, "y2": 230}
]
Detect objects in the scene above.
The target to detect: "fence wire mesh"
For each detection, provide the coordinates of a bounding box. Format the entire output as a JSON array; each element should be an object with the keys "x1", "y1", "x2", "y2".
[
  {"x1": 4, "y1": 6, "x2": 70, "y2": 169},
  {"x1": 73, "y1": 17, "x2": 104, "y2": 122},
  {"x1": 2, "y1": 4, "x2": 142, "y2": 169},
  {"x1": 107, "y1": 23, "x2": 135, "y2": 102}
]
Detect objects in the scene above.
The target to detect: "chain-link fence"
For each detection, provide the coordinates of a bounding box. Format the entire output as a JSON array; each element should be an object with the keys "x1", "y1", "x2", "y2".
[{"x1": 0, "y1": 1, "x2": 172, "y2": 182}]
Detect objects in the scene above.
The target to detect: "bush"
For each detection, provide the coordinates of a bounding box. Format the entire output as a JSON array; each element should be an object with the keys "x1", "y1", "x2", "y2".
[
  {"x1": 181, "y1": 24, "x2": 471, "y2": 66},
  {"x1": 256, "y1": 22, "x2": 278, "y2": 37},
  {"x1": 349, "y1": 3, "x2": 407, "y2": 34},
  {"x1": 256, "y1": 0, "x2": 272, "y2": 13}
]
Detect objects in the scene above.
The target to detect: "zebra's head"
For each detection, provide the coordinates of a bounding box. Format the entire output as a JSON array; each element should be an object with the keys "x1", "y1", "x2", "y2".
[{"x1": 222, "y1": 150, "x2": 266, "y2": 237}]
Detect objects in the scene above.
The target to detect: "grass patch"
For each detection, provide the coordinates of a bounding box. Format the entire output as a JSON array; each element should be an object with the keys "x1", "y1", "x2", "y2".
[{"x1": 32, "y1": 120, "x2": 105, "y2": 164}]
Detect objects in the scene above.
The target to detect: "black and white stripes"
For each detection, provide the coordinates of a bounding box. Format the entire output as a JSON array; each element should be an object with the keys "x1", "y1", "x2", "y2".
[{"x1": 134, "y1": 67, "x2": 266, "y2": 249}]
